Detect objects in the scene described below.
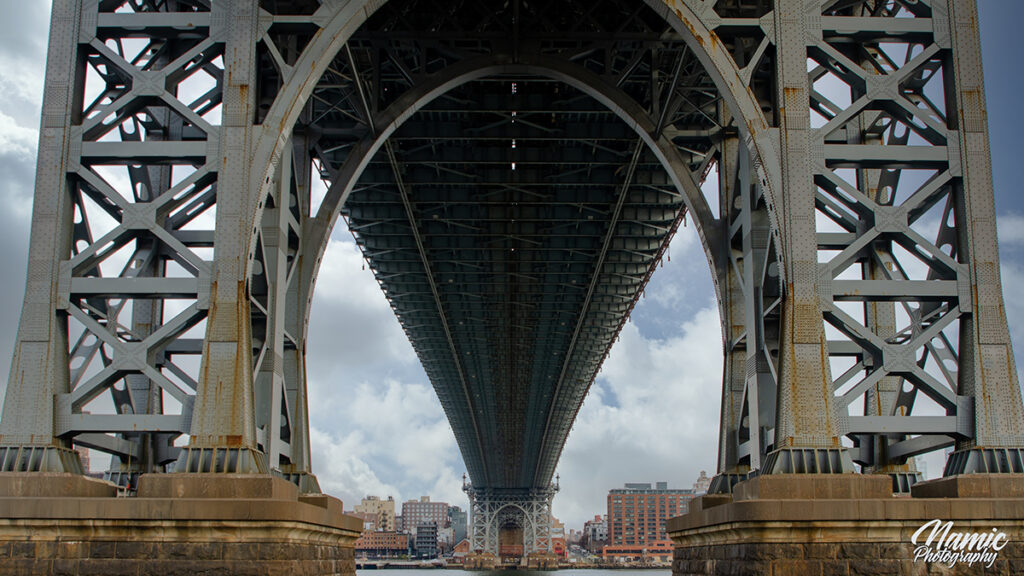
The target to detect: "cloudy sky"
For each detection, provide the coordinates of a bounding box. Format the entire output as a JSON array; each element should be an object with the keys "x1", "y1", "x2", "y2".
[{"x1": 2, "y1": 3, "x2": 1024, "y2": 530}]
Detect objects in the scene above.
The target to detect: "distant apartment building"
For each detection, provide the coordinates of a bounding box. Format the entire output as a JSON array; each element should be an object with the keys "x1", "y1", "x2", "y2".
[
  {"x1": 354, "y1": 495, "x2": 396, "y2": 532},
  {"x1": 415, "y1": 521, "x2": 439, "y2": 558},
  {"x1": 355, "y1": 531, "x2": 409, "y2": 558},
  {"x1": 401, "y1": 496, "x2": 448, "y2": 537},
  {"x1": 448, "y1": 505, "x2": 468, "y2": 544},
  {"x1": 604, "y1": 481, "x2": 693, "y2": 561},
  {"x1": 582, "y1": 515, "x2": 608, "y2": 553}
]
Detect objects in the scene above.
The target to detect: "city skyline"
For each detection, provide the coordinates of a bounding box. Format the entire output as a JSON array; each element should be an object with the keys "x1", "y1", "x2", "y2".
[{"x1": 1, "y1": 1, "x2": 1023, "y2": 531}]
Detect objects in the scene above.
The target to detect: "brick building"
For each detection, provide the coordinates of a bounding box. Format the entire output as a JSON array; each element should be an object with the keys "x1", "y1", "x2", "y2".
[
  {"x1": 355, "y1": 531, "x2": 409, "y2": 558},
  {"x1": 604, "y1": 482, "x2": 693, "y2": 558},
  {"x1": 401, "y1": 496, "x2": 448, "y2": 537}
]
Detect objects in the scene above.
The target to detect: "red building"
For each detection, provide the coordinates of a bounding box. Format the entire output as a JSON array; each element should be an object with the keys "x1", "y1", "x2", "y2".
[
  {"x1": 601, "y1": 541, "x2": 674, "y2": 563},
  {"x1": 355, "y1": 531, "x2": 409, "y2": 557},
  {"x1": 400, "y1": 496, "x2": 449, "y2": 537},
  {"x1": 605, "y1": 481, "x2": 693, "y2": 558},
  {"x1": 552, "y1": 537, "x2": 567, "y2": 558}
]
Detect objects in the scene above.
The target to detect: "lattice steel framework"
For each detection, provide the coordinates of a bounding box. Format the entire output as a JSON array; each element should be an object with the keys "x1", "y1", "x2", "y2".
[
  {"x1": 464, "y1": 481, "x2": 557, "y2": 557},
  {"x1": 1, "y1": 0, "x2": 1022, "y2": 503}
]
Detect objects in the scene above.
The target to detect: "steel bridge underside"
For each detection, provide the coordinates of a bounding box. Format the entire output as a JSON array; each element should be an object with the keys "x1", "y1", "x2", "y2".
[
  {"x1": 294, "y1": 0, "x2": 721, "y2": 493},
  {"x1": 340, "y1": 81, "x2": 686, "y2": 491}
]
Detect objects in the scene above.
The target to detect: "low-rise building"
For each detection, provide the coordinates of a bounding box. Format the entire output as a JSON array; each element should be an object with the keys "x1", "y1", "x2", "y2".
[
  {"x1": 601, "y1": 541, "x2": 674, "y2": 563},
  {"x1": 583, "y1": 515, "x2": 608, "y2": 553},
  {"x1": 415, "y1": 521, "x2": 439, "y2": 558},
  {"x1": 355, "y1": 531, "x2": 409, "y2": 558},
  {"x1": 551, "y1": 516, "x2": 567, "y2": 558},
  {"x1": 450, "y1": 539, "x2": 471, "y2": 564}
]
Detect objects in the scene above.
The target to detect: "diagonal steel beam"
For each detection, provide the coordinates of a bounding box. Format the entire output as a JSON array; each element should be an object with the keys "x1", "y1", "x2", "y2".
[{"x1": 532, "y1": 139, "x2": 644, "y2": 486}]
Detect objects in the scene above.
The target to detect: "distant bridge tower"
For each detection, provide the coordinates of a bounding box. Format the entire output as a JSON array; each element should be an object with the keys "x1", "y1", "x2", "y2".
[
  {"x1": 0, "y1": 1, "x2": 1023, "y2": 575},
  {"x1": 463, "y1": 474, "x2": 559, "y2": 562}
]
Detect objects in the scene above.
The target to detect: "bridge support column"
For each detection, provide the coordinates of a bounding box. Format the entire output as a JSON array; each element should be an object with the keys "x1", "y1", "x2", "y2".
[
  {"x1": 0, "y1": 473, "x2": 360, "y2": 576},
  {"x1": 669, "y1": 475, "x2": 1024, "y2": 576},
  {"x1": 464, "y1": 486, "x2": 559, "y2": 568}
]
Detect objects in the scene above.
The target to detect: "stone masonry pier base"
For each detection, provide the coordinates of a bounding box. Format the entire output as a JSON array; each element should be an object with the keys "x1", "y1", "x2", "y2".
[
  {"x1": 0, "y1": 473, "x2": 362, "y2": 576},
  {"x1": 667, "y1": 475, "x2": 1024, "y2": 576}
]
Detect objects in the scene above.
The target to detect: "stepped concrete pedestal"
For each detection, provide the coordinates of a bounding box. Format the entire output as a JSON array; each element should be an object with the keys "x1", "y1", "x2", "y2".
[
  {"x1": 667, "y1": 475, "x2": 1024, "y2": 576},
  {"x1": 0, "y1": 473, "x2": 361, "y2": 576}
]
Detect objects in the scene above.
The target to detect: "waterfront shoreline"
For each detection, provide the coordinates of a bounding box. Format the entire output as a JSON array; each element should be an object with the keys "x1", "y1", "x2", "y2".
[{"x1": 357, "y1": 567, "x2": 672, "y2": 573}]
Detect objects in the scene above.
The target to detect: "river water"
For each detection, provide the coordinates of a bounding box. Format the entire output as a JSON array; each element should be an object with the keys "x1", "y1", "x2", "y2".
[{"x1": 358, "y1": 570, "x2": 671, "y2": 576}]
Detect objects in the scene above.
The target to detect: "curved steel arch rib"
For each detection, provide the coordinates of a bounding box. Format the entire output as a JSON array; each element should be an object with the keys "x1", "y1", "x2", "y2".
[
  {"x1": 246, "y1": 0, "x2": 787, "y2": 493},
  {"x1": 294, "y1": 53, "x2": 726, "y2": 491},
  {"x1": 300, "y1": 54, "x2": 722, "y2": 341},
  {"x1": 248, "y1": 0, "x2": 782, "y2": 265}
]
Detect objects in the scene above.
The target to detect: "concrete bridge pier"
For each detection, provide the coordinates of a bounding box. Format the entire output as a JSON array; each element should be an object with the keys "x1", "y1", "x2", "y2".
[
  {"x1": 668, "y1": 474, "x2": 1024, "y2": 576},
  {"x1": 0, "y1": 473, "x2": 361, "y2": 576}
]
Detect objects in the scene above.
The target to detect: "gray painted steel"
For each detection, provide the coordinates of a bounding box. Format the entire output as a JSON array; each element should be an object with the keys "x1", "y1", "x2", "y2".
[{"x1": 0, "y1": 0, "x2": 1021, "y2": 530}]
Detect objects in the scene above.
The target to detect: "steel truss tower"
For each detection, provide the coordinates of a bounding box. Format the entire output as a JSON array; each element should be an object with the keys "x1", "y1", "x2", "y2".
[
  {"x1": 1, "y1": 0, "x2": 1022, "y2": 505},
  {"x1": 464, "y1": 482, "x2": 558, "y2": 557}
]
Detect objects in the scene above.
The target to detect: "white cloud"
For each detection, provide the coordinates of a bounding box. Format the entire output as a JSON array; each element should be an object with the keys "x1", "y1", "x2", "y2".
[
  {"x1": 643, "y1": 225, "x2": 699, "y2": 311},
  {"x1": 345, "y1": 379, "x2": 458, "y2": 484},
  {"x1": 305, "y1": 236, "x2": 420, "y2": 394},
  {"x1": 304, "y1": 232, "x2": 470, "y2": 508},
  {"x1": 553, "y1": 303, "x2": 723, "y2": 526},
  {"x1": 998, "y1": 213, "x2": 1024, "y2": 247},
  {"x1": 307, "y1": 378, "x2": 465, "y2": 510},
  {"x1": 1000, "y1": 261, "x2": 1024, "y2": 373},
  {"x1": 0, "y1": 3, "x2": 50, "y2": 127},
  {"x1": 310, "y1": 425, "x2": 401, "y2": 506},
  {"x1": 0, "y1": 111, "x2": 37, "y2": 159}
]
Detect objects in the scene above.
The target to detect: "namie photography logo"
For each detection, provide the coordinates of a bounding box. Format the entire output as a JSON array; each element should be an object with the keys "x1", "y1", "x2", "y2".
[{"x1": 911, "y1": 519, "x2": 1008, "y2": 569}]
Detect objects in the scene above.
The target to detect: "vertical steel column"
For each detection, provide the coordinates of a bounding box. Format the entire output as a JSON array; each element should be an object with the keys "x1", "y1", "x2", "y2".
[
  {"x1": 253, "y1": 151, "x2": 292, "y2": 471},
  {"x1": 1, "y1": 0, "x2": 223, "y2": 476},
  {"x1": 713, "y1": 129, "x2": 780, "y2": 491},
  {"x1": 0, "y1": 0, "x2": 84, "y2": 473},
  {"x1": 281, "y1": 135, "x2": 318, "y2": 491},
  {"x1": 764, "y1": 0, "x2": 853, "y2": 473},
  {"x1": 716, "y1": 131, "x2": 749, "y2": 482},
  {"x1": 176, "y1": 0, "x2": 265, "y2": 474},
  {"x1": 944, "y1": 0, "x2": 1024, "y2": 473}
]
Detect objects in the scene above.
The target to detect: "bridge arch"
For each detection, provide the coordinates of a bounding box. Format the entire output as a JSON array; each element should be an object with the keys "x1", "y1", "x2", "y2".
[
  {"x1": 296, "y1": 54, "x2": 724, "y2": 348},
  {"x1": 243, "y1": 0, "x2": 786, "y2": 488},
  {"x1": 247, "y1": 0, "x2": 784, "y2": 282}
]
